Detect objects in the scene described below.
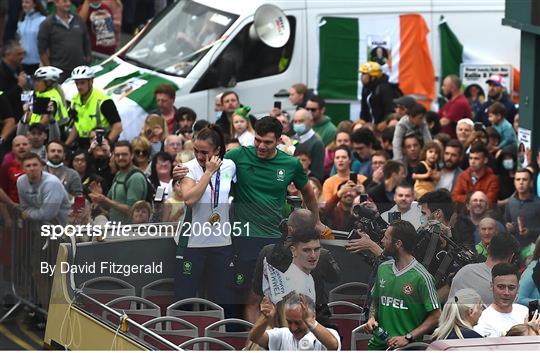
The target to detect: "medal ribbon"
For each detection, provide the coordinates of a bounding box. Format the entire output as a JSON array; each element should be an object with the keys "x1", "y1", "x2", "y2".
[{"x1": 209, "y1": 169, "x2": 220, "y2": 213}]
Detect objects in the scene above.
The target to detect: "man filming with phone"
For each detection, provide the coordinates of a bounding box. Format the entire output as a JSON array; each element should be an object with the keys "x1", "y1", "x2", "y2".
[{"x1": 381, "y1": 183, "x2": 422, "y2": 229}]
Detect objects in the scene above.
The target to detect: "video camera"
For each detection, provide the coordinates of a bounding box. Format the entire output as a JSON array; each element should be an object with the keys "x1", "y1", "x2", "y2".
[
  {"x1": 349, "y1": 204, "x2": 388, "y2": 243},
  {"x1": 415, "y1": 222, "x2": 479, "y2": 286}
]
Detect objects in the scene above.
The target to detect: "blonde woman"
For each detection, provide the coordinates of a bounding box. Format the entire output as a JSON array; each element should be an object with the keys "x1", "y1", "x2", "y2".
[
  {"x1": 142, "y1": 114, "x2": 168, "y2": 158},
  {"x1": 433, "y1": 289, "x2": 484, "y2": 340},
  {"x1": 131, "y1": 136, "x2": 152, "y2": 174}
]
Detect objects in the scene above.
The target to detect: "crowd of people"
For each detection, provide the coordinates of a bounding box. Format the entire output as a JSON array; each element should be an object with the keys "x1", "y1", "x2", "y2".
[{"x1": 0, "y1": 0, "x2": 539, "y2": 350}]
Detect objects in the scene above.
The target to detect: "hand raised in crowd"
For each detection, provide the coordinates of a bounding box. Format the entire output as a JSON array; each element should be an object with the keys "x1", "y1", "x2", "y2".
[
  {"x1": 505, "y1": 222, "x2": 515, "y2": 233},
  {"x1": 280, "y1": 134, "x2": 293, "y2": 147},
  {"x1": 270, "y1": 107, "x2": 282, "y2": 117},
  {"x1": 360, "y1": 199, "x2": 378, "y2": 213},
  {"x1": 260, "y1": 296, "x2": 276, "y2": 320},
  {"x1": 299, "y1": 294, "x2": 316, "y2": 327},
  {"x1": 337, "y1": 180, "x2": 356, "y2": 198},
  {"x1": 526, "y1": 310, "x2": 540, "y2": 332},
  {"x1": 372, "y1": 166, "x2": 384, "y2": 184},
  {"x1": 89, "y1": 193, "x2": 108, "y2": 205},
  {"x1": 205, "y1": 155, "x2": 222, "y2": 174},
  {"x1": 173, "y1": 164, "x2": 189, "y2": 181}
]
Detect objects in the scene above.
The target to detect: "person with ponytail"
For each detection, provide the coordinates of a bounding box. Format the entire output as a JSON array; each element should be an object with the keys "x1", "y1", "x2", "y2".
[
  {"x1": 433, "y1": 288, "x2": 484, "y2": 340},
  {"x1": 175, "y1": 124, "x2": 236, "y2": 317}
]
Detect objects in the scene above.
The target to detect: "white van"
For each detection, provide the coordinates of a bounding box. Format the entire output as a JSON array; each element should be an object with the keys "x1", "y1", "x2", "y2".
[{"x1": 69, "y1": 0, "x2": 520, "y2": 140}]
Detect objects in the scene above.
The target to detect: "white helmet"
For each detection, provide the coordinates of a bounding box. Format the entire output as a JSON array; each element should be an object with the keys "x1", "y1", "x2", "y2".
[
  {"x1": 71, "y1": 66, "x2": 95, "y2": 80},
  {"x1": 34, "y1": 66, "x2": 63, "y2": 82}
]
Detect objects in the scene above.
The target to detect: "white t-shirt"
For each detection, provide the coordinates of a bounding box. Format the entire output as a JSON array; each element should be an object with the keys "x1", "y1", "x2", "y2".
[
  {"x1": 184, "y1": 158, "x2": 236, "y2": 248},
  {"x1": 474, "y1": 304, "x2": 529, "y2": 337},
  {"x1": 267, "y1": 327, "x2": 341, "y2": 351},
  {"x1": 236, "y1": 130, "x2": 255, "y2": 147},
  {"x1": 381, "y1": 201, "x2": 422, "y2": 229}
]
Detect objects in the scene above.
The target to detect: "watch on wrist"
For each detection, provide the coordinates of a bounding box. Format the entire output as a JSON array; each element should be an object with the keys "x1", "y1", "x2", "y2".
[{"x1": 405, "y1": 333, "x2": 414, "y2": 342}]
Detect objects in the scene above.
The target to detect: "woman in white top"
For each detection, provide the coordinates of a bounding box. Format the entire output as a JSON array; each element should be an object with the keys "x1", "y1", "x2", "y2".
[{"x1": 175, "y1": 124, "x2": 236, "y2": 313}]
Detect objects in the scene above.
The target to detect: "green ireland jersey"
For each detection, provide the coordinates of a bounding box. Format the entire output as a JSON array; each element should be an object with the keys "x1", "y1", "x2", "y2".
[
  {"x1": 224, "y1": 146, "x2": 308, "y2": 238},
  {"x1": 368, "y1": 259, "x2": 440, "y2": 350}
]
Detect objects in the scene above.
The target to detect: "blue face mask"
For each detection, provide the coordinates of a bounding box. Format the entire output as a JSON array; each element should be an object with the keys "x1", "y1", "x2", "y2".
[
  {"x1": 502, "y1": 159, "x2": 514, "y2": 170},
  {"x1": 89, "y1": 3, "x2": 101, "y2": 9},
  {"x1": 419, "y1": 214, "x2": 428, "y2": 226},
  {"x1": 293, "y1": 123, "x2": 306, "y2": 135}
]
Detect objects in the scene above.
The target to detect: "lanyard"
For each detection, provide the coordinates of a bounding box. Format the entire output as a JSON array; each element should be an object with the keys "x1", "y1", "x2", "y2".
[{"x1": 208, "y1": 169, "x2": 221, "y2": 211}]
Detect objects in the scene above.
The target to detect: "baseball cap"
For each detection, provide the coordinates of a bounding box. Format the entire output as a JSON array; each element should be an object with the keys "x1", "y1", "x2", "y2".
[
  {"x1": 28, "y1": 123, "x2": 47, "y2": 133},
  {"x1": 486, "y1": 74, "x2": 503, "y2": 87},
  {"x1": 393, "y1": 95, "x2": 417, "y2": 111}
]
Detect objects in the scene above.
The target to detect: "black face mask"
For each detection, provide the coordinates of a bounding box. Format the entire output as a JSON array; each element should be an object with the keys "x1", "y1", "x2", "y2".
[{"x1": 443, "y1": 91, "x2": 452, "y2": 100}]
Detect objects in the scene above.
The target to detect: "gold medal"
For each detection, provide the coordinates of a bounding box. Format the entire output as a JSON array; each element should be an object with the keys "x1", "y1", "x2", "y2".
[{"x1": 209, "y1": 213, "x2": 221, "y2": 223}]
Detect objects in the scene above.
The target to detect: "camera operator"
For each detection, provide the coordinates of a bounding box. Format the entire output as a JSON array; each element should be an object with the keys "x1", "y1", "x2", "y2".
[
  {"x1": 448, "y1": 233, "x2": 519, "y2": 305},
  {"x1": 364, "y1": 220, "x2": 441, "y2": 350},
  {"x1": 252, "y1": 209, "x2": 341, "y2": 325},
  {"x1": 416, "y1": 189, "x2": 460, "y2": 302}
]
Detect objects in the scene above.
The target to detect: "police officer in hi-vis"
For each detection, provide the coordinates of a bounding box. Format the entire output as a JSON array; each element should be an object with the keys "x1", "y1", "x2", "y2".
[{"x1": 65, "y1": 66, "x2": 123, "y2": 150}]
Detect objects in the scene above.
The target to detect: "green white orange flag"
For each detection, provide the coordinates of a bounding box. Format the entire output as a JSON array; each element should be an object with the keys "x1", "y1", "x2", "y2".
[
  {"x1": 439, "y1": 16, "x2": 520, "y2": 98},
  {"x1": 316, "y1": 14, "x2": 436, "y2": 119}
]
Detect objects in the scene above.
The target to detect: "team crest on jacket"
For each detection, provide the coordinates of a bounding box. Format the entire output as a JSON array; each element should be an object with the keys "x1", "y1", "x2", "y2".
[
  {"x1": 402, "y1": 283, "x2": 414, "y2": 295},
  {"x1": 277, "y1": 169, "x2": 285, "y2": 181}
]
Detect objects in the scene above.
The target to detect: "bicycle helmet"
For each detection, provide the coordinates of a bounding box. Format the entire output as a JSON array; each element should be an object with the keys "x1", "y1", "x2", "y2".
[
  {"x1": 71, "y1": 66, "x2": 95, "y2": 80},
  {"x1": 34, "y1": 66, "x2": 63, "y2": 82}
]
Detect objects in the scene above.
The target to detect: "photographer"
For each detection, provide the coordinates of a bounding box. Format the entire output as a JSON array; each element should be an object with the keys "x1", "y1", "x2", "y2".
[
  {"x1": 448, "y1": 234, "x2": 519, "y2": 305},
  {"x1": 321, "y1": 180, "x2": 362, "y2": 232},
  {"x1": 364, "y1": 220, "x2": 441, "y2": 350},
  {"x1": 252, "y1": 209, "x2": 341, "y2": 325}
]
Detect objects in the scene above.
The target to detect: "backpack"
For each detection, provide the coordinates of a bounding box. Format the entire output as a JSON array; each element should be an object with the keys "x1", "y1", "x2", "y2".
[
  {"x1": 376, "y1": 81, "x2": 404, "y2": 99},
  {"x1": 388, "y1": 82, "x2": 404, "y2": 99},
  {"x1": 117, "y1": 168, "x2": 156, "y2": 206}
]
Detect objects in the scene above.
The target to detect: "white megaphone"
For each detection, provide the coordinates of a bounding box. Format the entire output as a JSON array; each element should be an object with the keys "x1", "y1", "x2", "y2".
[{"x1": 249, "y1": 4, "x2": 291, "y2": 48}]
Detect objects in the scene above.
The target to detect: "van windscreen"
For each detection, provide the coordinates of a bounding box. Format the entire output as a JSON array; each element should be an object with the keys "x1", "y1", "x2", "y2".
[{"x1": 123, "y1": 0, "x2": 238, "y2": 77}]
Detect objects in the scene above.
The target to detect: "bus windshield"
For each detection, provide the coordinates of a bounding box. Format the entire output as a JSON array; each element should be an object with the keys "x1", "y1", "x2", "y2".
[{"x1": 122, "y1": 1, "x2": 238, "y2": 77}]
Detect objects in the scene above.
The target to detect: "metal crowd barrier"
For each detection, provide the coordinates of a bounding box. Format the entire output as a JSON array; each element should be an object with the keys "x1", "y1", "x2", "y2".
[{"x1": 0, "y1": 219, "x2": 58, "y2": 323}]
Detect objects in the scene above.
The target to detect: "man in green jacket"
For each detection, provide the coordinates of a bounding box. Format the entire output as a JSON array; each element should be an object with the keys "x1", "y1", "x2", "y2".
[{"x1": 306, "y1": 95, "x2": 336, "y2": 146}]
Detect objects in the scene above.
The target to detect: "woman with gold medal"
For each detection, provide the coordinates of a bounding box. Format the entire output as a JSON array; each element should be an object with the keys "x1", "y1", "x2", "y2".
[{"x1": 175, "y1": 124, "x2": 237, "y2": 317}]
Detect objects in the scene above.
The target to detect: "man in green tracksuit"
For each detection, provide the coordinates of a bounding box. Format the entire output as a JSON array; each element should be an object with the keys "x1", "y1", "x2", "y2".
[
  {"x1": 224, "y1": 116, "x2": 322, "y2": 321},
  {"x1": 306, "y1": 95, "x2": 336, "y2": 146}
]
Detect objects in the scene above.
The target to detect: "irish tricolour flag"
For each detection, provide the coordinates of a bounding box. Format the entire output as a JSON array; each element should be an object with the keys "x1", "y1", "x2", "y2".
[
  {"x1": 316, "y1": 14, "x2": 436, "y2": 119},
  {"x1": 439, "y1": 16, "x2": 520, "y2": 98}
]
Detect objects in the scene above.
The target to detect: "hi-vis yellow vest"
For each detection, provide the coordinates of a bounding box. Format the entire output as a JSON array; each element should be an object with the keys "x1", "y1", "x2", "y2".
[
  {"x1": 71, "y1": 89, "x2": 111, "y2": 138},
  {"x1": 29, "y1": 88, "x2": 69, "y2": 125}
]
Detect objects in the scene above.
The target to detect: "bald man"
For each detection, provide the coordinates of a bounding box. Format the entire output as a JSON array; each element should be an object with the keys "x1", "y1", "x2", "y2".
[
  {"x1": 476, "y1": 217, "x2": 498, "y2": 259},
  {"x1": 292, "y1": 109, "x2": 325, "y2": 181}
]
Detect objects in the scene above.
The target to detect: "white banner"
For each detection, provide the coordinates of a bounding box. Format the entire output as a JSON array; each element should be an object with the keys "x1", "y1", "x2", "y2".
[{"x1": 460, "y1": 64, "x2": 514, "y2": 99}]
